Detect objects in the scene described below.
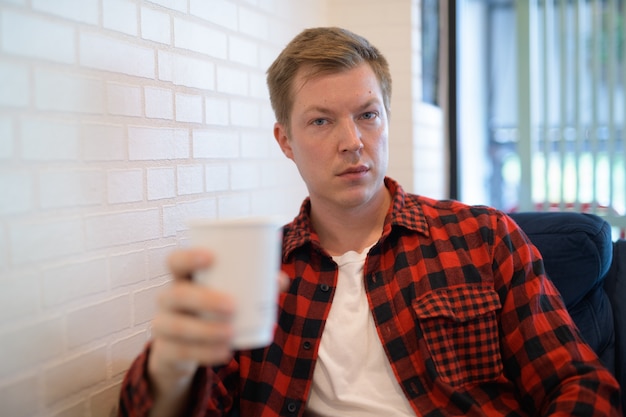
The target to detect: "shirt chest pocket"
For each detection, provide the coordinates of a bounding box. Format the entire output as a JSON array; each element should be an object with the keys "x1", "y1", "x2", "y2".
[{"x1": 412, "y1": 285, "x2": 503, "y2": 387}]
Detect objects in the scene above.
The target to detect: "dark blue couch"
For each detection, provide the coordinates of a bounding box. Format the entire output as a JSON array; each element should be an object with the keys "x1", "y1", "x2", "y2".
[{"x1": 509, "y1": 212, "x2": 625, "y2": 411}]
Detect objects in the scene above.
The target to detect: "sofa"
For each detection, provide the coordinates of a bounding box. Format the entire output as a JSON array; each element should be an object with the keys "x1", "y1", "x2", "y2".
[{"x1": 508, "y1": 211, "x2": 625, "y2": 411}]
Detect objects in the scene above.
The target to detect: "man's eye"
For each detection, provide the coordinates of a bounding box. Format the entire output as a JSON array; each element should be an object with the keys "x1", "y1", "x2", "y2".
[
  {"x1": 362, "y1": 112, "x2": 378, "y2": 120},
  {"x1": 312, "y1": 119, "x2": 326, "y2": 126}
]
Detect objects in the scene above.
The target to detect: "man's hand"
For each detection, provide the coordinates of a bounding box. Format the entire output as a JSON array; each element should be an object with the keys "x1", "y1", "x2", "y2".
[
  {"x1": 145, "y1": 248, "x2": 289, "y2": 417},
  {"x1": 147, "y1": 248, "x2": 236, "y2": 417}
]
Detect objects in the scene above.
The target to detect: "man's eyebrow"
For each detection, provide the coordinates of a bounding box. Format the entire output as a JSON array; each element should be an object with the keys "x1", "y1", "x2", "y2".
[
  {"x1": 302, "y1": 105, "x2": 332, "y2": 115},
  {"x1": 357, "y1": 98, "x2": 383, "y2": 111},
  {"x1": 302, "y1": 99, "x2": 383, "y2": 115}
]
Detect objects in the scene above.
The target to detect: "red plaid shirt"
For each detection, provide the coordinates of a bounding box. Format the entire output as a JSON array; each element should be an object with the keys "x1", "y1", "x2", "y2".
[{"x1": 119, "y1": 178, "x2": 621, "y2": 416}]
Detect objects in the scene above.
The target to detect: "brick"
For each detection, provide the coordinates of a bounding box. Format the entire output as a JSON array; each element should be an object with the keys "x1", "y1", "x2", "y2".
[
  {"x1": 134, "y1": 283, "x2": 166, "y2": 324},
  {"x1": 67, "y1": 295, "x2": 131, "y2": 347},
  {"x1": 189, "y1": 0, "x2": 237, "y2": 30},
  {"x1": 82, "y1": 123, "x2": 126, "y2": 161},
  {"x1": 239, "y1": 8, "x2": 269, "y2": 40},
  {"x1": 177, "y1": 164, "x2": 203, "y2": 195},
  {"x1": 173, "y1": 17, "x2": 227, "y2": 59},
  {"x1": 40, "y1": 169, "x2": 105, "y2": 208},
  {"x1": 0, "y1": 170, "x2": 33, "y2": 215},
  {"x1": 128, "y1": 126, "x2": 189, "y2": 160},
  {"x1": 251, "y1": 187, "x2": 300, "y2": 218},
  {"x1": 158, "y1": 51, "x2": 215, "y2": 90},
  {"x1": 147, "y1": 244, "x2": 175, "y2": 279},
  {"x1": 175, "y1": 93, "x2": 203, "y2": 123},
  {"x1": 110, "y1": 332, "x2": 146, "y2": 376},
  {"x1": 0, "y1": 272, "x2": 39, "y2": 322},
  {"x1": 218, "y1": 193, "x2": 251, "y2": 218},
  {"x1": 147, "y1": 167, "x2": 176, "y2": 200},
  {"x1": 103, "y1": 0, "x2": 138, "y2": 36},
  {"x1": 21, "y1": 117, "x2": 80, "y2": 161},
  {"x1": 241, "y1": 131, "x2": 271, "y2": 159},
  {"x1": 80, "y1": 32, "x2": 154, "y2": 79},
  {"x1": 110, "y1": 250, "x2": 147, "y2": 288},
  {"x1": 229, "y1": 36, "x2": 258, "y2": 67},
  {"x1": 44, "y1": 347, "x2": 107, "y2": 406},
  {"x1": 32, "y1": 0, "x2": 98, "y2": 24},
  {"x1": 249, "y1": 71, "x2": 269, "y2": 99},
  {"x1": 216, "y1": 65, "x2": 248, "y2": 96},
  {"x1": 145, "y1": 86, "x2": 173, "y2": 120},
  {"x1": 141, "y1": 6, "x2": 171, "y2": 44},
  {"x1": 42, "y1": 257, "x2": 108, "y2": 307},
  {"x1": 145, "y1": 0, "x2": 187, "y2": 13},
  {"x1": 107, "y1": 169, "x2": 143, "y2": 204},
  {"x1": 85, "y1": 208, "x2": 161, "y2": 249},
  {"x1": 10, "y1": 217, "x2": 83, "y2": 265},
  {"x1": 0, "y1": 117, "x2": 14, "y2": 159},
  {"x1": 34, "y1": 69, "x2": 104, "y2": 114},
  {"x1": 192, "y1": 129, "x2": 238, "y2": 159},
  {"x1": 108, "y1": 82, "x2": 143, "y2": 117},
  {"x1": 205, "y1": 163, "x2": 229, "y2": 192},
  {"x1": 0, "y1": 318, "x2": 64, "y2": 377},
  {"x1": 267, "y1": 138, "x2": 286, "y2": 159},
  {"x1": 230, "y1": 161, "x2": 260, "y2": 190},
  {"x1": 0, "y1": 61, "x2": 29, "y2": 108},
  {"x1": 261, "y1": 158, "x2": 301, "y2": 187},
  {"x1": 259, "y1": 44, "x2": 280, "y2": 72},
  {"x1": 90, "y1": 382, "x2": 122, "y2": 417},
  {"x1": 163, "y1": 198, "x2": 216, "y2": 237},
  {"x1": 205, "y1": 96, "x2": 229, "y2": 126},
  {"x1": 1, "y1": 10, "x2": 75, "y2": 64},
  {"x1": 0, "y1": 375, "x2": 39, "y2": 417},
  {"x1": 230, "y1": 99, "x2": 260, "y2": 127},
  {"x1": 260, "y1": 104, "x2": 277, "y2": 131}
]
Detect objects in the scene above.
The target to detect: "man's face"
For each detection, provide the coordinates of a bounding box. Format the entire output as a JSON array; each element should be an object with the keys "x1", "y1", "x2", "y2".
[{"x1": 274, "y1": 63, "x2": 389, "y2": 211}]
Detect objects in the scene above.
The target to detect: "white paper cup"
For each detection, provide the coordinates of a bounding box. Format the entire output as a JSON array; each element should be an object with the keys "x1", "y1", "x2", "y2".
[{"x1": 188, "y1": 217, "x2": 283, "y2": 350}]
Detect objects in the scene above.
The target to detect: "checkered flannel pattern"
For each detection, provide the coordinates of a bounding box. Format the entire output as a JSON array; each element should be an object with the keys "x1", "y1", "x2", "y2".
[{"x1": 119, "y1": 177, "x2": 621, "y2": 416}]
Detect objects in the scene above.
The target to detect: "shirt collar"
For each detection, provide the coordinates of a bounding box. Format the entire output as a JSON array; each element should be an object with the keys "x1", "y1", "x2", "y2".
[{"x1": 282, "y1": 177, "x2": 429, "y2": 260}]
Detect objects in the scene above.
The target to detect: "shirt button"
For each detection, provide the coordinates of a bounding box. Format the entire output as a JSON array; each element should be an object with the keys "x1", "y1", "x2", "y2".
[
  {"x1": 303, "y1": 341, "x2": 311, "y2": 350},
  {"x1": 320, "y1": 283, "x2": 330, "y2": 292},
  {"x1": 287, "y1": 402, "x2": 297, "y2": 413}
]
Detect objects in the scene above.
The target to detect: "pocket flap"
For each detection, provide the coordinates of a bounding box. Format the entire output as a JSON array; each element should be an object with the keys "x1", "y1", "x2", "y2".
[{"x1": 412, "y1": 285, "x2": 502, "y2": 323}]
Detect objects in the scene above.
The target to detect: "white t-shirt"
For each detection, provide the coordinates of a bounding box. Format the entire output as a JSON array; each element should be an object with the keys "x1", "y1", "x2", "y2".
[{"x1": 304, "y1": 247, "x2": 417, "y2": 416}]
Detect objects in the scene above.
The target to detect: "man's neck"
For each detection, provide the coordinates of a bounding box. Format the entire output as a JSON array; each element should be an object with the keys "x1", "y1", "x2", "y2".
[{"x1": 310, "y1": 187, "x2": 392, "y2": 256}]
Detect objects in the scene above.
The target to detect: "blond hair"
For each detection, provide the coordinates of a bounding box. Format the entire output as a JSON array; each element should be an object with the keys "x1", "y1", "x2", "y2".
[{"x1": 266, "y1": 27, "x2": 392, "y2": 127}]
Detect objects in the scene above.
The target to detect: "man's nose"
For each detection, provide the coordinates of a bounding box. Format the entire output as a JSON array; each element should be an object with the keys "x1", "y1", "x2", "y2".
[{"x1": 338, "y1": 120, "x2": 364, "y2": 153}]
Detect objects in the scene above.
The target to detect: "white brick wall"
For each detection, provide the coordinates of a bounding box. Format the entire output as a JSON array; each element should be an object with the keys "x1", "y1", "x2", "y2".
[
  {"x1": 145, "y1": 86, "x2": 174, "y2": 119},
  {"x1": 0, "y1": 1, "x2": 444, "y2": 415},
  {"x1": 0, "y1": 61, "x2": 30, "y2": 107},
  {"x1": 1, "y1": 10, "x2": 75, "y2": 63},
  {"x1": 80, "y1": 32, "x2": 155, "y2": 78},
  {"x1": 21, "y1": 117, "x2": 81, "y2": 161},
  {"x1": 140, "y1": 6, "x2": 171, "y2": 44}
]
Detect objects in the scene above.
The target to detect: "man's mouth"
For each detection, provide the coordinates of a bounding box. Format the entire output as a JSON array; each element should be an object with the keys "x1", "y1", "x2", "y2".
[{"x1": 338, "y1": 166, "x2": 369, "y2": 176}]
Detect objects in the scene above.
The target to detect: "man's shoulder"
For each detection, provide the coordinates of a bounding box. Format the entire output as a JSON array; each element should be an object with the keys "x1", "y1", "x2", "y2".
[
  {"x1": 400, "y1": 193, "x2": 513, "y2": 239},
  {"x1": 406, "y1": 193, "x2": 500, "y2": 219}
]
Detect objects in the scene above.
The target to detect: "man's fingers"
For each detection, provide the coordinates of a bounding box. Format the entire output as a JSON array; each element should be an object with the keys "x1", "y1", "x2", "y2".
[
  {"x1": 151, "y1": 300, "x2": 234, "y2": 372},
  {"x1": 152, "y1": 310, "x2": 234, "y2": 344},
  {"x1": 279, "y1": 271, "x2": 290, "y2": 292},
  {"x1": 151, "y1": 336, "x2": 233, "y2": 369},
  {"x1": 158, "y1": 281, "x2": 235, "y2": 317},
  {"x1": 168, "y1": 248, "x2": 213, "y2": 281}
]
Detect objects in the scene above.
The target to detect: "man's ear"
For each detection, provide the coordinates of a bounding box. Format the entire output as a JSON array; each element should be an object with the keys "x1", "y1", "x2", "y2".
[{"x1": 274, "y1": 122, "x2": 294, "y2": 160}]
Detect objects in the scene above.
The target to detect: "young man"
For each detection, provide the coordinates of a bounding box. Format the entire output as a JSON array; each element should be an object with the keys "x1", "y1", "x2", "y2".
[{"x1": 119, "y1": 27, "x2": 621, "y2": 416}]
